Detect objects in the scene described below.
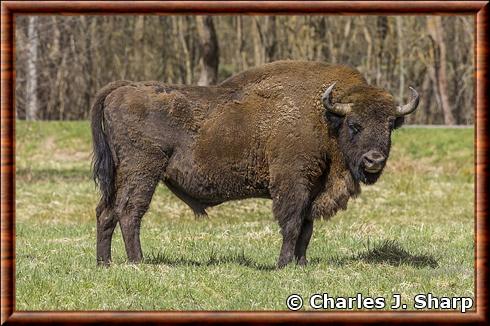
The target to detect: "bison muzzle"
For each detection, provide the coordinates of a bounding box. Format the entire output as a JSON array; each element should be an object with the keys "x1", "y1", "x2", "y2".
[{"x1": 91, "y1": 60, "x2": 419, "y2": 268}]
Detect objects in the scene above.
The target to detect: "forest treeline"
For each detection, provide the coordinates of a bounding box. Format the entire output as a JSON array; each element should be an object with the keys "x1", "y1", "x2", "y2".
[{"x1": 15, "y1": 15, "x2": 474, "y2": 124}]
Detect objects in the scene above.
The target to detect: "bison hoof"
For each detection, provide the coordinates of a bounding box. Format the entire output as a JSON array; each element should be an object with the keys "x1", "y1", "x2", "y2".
[
  {"x1": 277, "y1": 256, "x2": 293, "y2": 269},
  {"x1": 296, "y1": 256, "x2": 308, "y2": 266},
  {"x1": 96, "y1": 259, "x2": 111, "y2": 267}
]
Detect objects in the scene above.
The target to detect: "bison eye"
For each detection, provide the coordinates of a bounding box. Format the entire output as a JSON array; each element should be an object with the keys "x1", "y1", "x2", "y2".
[{"x1": 348, "y1": 122, "x2": 362, "y2": 135}]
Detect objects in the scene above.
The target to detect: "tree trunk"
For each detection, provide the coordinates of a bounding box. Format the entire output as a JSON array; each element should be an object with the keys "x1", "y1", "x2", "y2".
[
  {"x1": 196, "y1": 16, "x2": 219, "y2": 86},
  {"x1": 420, "y1": 73, "x2": 433, "y2": 124},
  {"x1": 252, "y1": 17, "x2": 264, "y2": 67},
  {"x1": 395, "y1": 17, "x2": 405, "y2": 101},
  {"x1": 235, "y1": 16, "x2": 246, "y2": 71},
  {"x1": 26, "y1": 16, "x2": 39, "y2": 120},
  {"x1": 132, "y1": 16, "x2": 145, "y2": 80},
  {"x1": 176, "y1": 17, "x2": 192, "y2": 84},
  {"x1": 362, "y1": 23, "x2": 373, "y2": 82},
  {"x1": 339, "y1": 18, "x2": 352, "y2": 63},
  {"x1": 427, "y1": 17, "x2": 455, "y2": 125},
  {"x1": 264, "y1": 16, "x2": 277, "y2": 62},
  {"x1": 46, "y1": 16, "x2": 61, "y2": 120},
  {"x1": 375, "y1": 16, "x2": 388, "y2": 85}
]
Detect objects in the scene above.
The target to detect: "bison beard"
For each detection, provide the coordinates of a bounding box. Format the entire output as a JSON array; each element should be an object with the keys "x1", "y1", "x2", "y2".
[{"x1": 91, "y1": 60, "x2": 419, "y2": 268}]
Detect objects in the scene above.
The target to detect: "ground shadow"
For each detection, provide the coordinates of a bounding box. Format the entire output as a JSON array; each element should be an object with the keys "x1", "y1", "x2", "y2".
[
  {"x1": 323, "y1": 239, "x2": 438, "y2": 268},
  {"x1": 145, "y1": 240, "x2": 437, "y2": 270},
  {"x1": 144, "y1": 250, "x2": 277, "y2": 271}
]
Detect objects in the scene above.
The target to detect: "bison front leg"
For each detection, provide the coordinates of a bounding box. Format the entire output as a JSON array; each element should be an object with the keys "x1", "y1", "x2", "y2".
[
  {"x1": 272, "y1": 184, "x2": 311, "y2": 268},
  {"x1": 294, "y1": 218, "x2": 314, "y2": 266}
]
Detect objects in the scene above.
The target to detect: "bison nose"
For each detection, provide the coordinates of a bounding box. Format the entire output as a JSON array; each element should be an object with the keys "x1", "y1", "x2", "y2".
[{"x1": 362, "y1": 150, "x2": 386, "y2": 173}]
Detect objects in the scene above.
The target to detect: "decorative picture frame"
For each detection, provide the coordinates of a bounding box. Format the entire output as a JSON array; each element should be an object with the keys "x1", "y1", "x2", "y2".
[{"x1": 1, "y1": 1, "x2": 487, "y2": 324}]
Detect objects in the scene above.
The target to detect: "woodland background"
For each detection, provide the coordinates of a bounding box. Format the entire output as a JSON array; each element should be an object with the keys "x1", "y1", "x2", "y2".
[{"x1": 15, "y1": 15, "x2": 474, "y2": 124}]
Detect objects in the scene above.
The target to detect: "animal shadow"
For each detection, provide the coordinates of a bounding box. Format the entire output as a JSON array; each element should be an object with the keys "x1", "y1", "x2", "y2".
[
  {"x1": 324, "y1": 239, "x2": 438, "y2": 268},
  {"x1": 144, "y1": 250, "x2": 277, "y2": 271}
]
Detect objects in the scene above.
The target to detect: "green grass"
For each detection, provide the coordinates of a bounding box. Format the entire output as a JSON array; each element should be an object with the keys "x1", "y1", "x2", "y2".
[{"x1": 15, "y1": 121, "x2": 474, "y2": 311}]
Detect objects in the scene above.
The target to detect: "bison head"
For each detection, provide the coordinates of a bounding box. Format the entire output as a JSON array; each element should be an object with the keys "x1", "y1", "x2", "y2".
[{"x1": 322, "y1": 83, "x2": 419, "y2": 185}]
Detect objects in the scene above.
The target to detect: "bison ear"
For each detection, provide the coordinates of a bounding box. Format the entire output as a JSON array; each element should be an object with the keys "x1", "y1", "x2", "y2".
[
  {"x1": 394, "y1": 116, "x2": 405, "y2": 129},
  {"x1": 325, "y1": 110, "x2": 344, "y2": 136}
]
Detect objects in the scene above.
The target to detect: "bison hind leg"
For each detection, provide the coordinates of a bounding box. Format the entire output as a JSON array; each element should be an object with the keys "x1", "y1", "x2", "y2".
[
  {"x1": 115, "y1": 173, "x2": 159, "y2": 264},
  {"x1": 96, "y1": 199, "x2": 118, "y2": 266},
  {"x1": 112, "y1": 154, "x2": 167, "y2": 264},
  {"x1": 164, "y1": 181, "x2": 209, "y2": 218}
]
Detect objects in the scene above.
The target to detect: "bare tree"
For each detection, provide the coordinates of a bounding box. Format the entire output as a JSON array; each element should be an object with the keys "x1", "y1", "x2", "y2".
[
  {"x1": 132, "y1": 16, "x2": 145, "y2": 79},
  {"x1": 14, "y1": 15, "x2": 474, "y2": 124},
  {"x1": 264, "y1": 16, "x2": 278, "y2": 62},
  {"x1": 427, "y1": 16, "x2": 455, "y2": 125},
  {"x1": 395, "y1": 17, "x2": 405, "y2": 101},
  {"x1": 26, "y1": 16, "x2": 39, "y2": 120},
  {"x1": 196, "y1": 16, "x2": 219, "y2": 86}
]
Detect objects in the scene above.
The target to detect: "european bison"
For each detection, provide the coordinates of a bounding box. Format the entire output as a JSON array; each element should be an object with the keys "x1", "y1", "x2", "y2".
[{"x1": 91, "y1": 60, "x2": 419, "y2": 268}]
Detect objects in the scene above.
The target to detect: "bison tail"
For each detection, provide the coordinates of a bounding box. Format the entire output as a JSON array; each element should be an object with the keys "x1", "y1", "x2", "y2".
[{"x1": 91, "y1": 81, "x2": 130, "y2": 208}]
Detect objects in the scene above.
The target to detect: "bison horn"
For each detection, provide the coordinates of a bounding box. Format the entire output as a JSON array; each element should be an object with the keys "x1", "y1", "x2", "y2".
[
  {"x1": 322, "y1": 82, "x2": 353, "y2": 116},
  {"x1": 396, "y1": 87, "x2": 420, "y2": 116}
]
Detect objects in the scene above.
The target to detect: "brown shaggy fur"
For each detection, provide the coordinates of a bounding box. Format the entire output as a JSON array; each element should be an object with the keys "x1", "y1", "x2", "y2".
[{"x1": 92, "y1": 60, "x2": 415, "y2": 268}]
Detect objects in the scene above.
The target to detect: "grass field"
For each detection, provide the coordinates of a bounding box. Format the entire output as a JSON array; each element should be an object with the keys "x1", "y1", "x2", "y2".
[{"x1": 15, "y1": 121, "x2": 474, "y2": 311}]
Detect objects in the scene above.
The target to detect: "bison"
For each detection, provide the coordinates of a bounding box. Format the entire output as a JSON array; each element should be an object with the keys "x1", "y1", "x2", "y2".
[{"x1": 91, "y1": 60, "x2": 419, "y2": 268}]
